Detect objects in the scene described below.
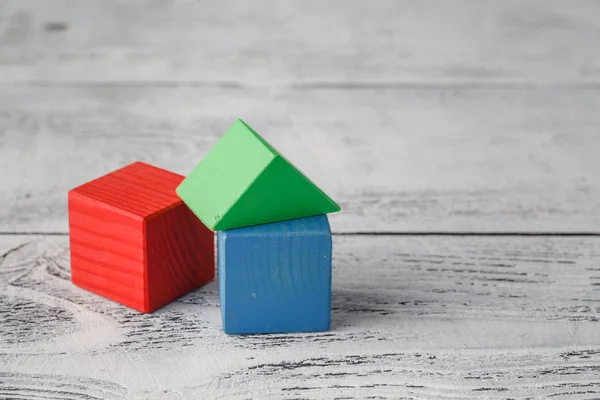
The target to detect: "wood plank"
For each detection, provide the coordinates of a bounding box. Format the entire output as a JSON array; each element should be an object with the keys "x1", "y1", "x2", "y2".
[
  {"x1": 1, "y1": 0, "x2": 600, "y2": 84},
  {"x1": 1, "y1": 234, "x2": 599, "y2": 398},
  {"x1": 1, "y1": 85, "x2": 599, "y2": 233}
]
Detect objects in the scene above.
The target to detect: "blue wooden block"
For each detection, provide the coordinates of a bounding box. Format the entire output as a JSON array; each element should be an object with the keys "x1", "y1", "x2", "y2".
[{"x1": 217, "y1": 215, "x2": 332, "y2": 334}]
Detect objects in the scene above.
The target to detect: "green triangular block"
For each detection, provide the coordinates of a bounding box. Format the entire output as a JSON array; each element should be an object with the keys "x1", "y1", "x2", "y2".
[{"x1": 176, "y1": 119, "x2": 340, "y2": 231}]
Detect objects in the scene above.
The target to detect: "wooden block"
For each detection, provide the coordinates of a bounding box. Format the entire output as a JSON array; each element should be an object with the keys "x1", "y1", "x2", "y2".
[
  {"x1": 68, "y1": 161, "x2": 214, "y2": 313},
  {"x1": 176, "y1": 119, "x2": 340, "y2": 231},
  {"x1": 217, "y1": 215, "x2": 332, "y2": 334}
]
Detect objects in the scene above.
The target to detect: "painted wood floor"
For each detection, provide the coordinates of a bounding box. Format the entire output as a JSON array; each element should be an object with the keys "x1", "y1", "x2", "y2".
[{"x1": 1, "y1": 1, "x2": 599, "y2": 398}]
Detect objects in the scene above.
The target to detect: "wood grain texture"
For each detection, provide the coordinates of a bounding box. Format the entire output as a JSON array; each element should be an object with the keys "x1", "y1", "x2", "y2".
[
  {"x1": 1, "y1": 0, "x2": 600, "y2": 84},
  {"x1": 1, "y1": 234, "x2": 600, "y2": 399},
  {"x1": 146, "y1": 195, "x2": 215, "y2": 313},
  {"x1": 69, "y1": 187, "x2": 146, "y2": 311},
  {"x1": 68, "y1": 161, "x2": 214, "y2": 313},
  {"x1": 0, "y1": 85, "x2": 598, "y2": 233},
  {"x1": 1, "y1": 1, "x2": 599, "y2": 397}
]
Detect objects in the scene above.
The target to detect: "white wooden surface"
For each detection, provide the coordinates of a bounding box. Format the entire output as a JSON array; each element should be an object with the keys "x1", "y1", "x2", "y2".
[
  {"x1": 1, "y1": 1, "x2": 600, "y2": 233},
  {"x1": 1, "y1": 86, "x2": 600, "y2": 233},
  {"x1": 1, "y1": 1, "x2": 600, "y2": 399},
  {"x1": 1, "y1": 0, "x2": 600, "y2": 84},
  {"x1": 2, "y1": 235, "x2": 600, "y2": 399}
]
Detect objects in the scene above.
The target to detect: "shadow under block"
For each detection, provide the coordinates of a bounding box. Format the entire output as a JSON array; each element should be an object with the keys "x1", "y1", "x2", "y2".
[
  {"x1": 176, "y1": 119, "x2": 340, "y2": 231},
  {"x1": 68, "y1": 161, "x2": 214, "y2": 313},
  {"x1": 218, "y1": 215, "x2": 332, "y2": 334}
]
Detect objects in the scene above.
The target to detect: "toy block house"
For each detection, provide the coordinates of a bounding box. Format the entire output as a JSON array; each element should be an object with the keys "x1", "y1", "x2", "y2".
[
  {"x1": 177, "y1": 119, "x2": 340, "y2": 334},
  {"x1": 68, "y1": 162, "x2": 214, "y2": 313}
]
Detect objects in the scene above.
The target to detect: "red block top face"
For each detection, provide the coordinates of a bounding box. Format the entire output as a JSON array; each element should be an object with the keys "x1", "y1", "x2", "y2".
[{"x1": 70, "y1": 161, "x2": 184, "y2": 219}]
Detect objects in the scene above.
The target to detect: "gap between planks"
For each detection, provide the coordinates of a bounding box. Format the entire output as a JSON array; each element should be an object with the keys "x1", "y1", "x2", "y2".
[
  {"x1": 1, "y1": 232, "x2": 600, "y2": 237},
  {"x1": 3, "y1": 81, "x2": 600, "y2": 90}
]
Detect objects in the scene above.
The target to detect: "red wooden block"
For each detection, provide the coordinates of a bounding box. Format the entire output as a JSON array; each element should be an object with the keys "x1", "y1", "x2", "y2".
[{"x1": 68, "y1": 161, "x2": 214, "y2": 313}]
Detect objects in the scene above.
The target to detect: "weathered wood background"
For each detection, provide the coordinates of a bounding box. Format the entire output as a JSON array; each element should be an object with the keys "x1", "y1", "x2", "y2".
[{"x1": 1, "y1": 0, "x2": 599, "y2": 398}]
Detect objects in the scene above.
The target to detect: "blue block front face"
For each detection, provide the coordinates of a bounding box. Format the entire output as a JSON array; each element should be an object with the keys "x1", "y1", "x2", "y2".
[{"x1": 217, "y1": 215, "x2": 332, "y2": 334}]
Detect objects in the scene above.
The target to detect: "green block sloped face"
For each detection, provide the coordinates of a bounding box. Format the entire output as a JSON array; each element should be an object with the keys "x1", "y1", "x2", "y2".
[{"x1": 176, "y1": 119, "x2": 340, "y2": 231}]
